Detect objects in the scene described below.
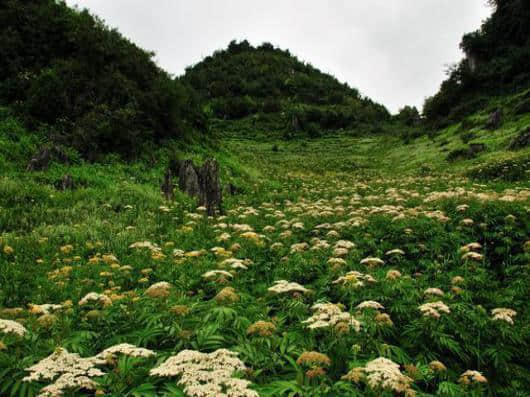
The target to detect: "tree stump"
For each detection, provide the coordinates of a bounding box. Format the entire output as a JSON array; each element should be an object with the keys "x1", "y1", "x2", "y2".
[
  {"x1": 175, "y1": 158, "x2": 223, "y2": 216},
  {"x1": 197, "y1": 159, "x2": 223, "y2": 216},
  {"x1": 178, "y1": 160, "x2": 200, "y2": 197},
  {"x1": 27, "y1": 146, "x2": 69, "y2": 171},
  {"x1": 161, "y1": 167, "x2": 174, "y2": 201},
  {"x1": 486, "y1": 108, "x2": 502, "y2": 130}
]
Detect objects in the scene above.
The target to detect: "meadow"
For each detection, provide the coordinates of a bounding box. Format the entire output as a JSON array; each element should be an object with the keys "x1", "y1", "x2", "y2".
[{"x1": 1, "y1": 111, "x2": 529, "y2": 397}]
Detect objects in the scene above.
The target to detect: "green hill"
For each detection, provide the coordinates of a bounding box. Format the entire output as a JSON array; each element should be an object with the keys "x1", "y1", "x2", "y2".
[
  {"x1": 182, "y1": 40, "x2": 390, "y2": 136},
  {"x1": 423, "y1": 0, "x2": 530, "y2": 128},
  {"x1": 0, "y1": 0, "x2": 206, "y2": 159}
]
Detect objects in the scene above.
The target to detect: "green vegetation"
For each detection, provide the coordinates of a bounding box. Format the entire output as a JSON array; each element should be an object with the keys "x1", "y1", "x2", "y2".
[
  {"x1": 423, "y1": 0, "x2": 530, "y2": 127},
  {"x1": 0, "y1": 1, "x2": 529, "y2": 396},
  {"x1": 0, "y1": 0, "x2": 206, "y2": 159},
  {"x1": 183, "y1": 40, "x2": 390, "y2": 136}
]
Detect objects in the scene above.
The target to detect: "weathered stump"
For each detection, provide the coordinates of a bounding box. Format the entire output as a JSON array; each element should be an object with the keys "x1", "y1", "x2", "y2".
[
  {"x1": 197, "y1": 159, "x2": 222, "y2": 216},
  {"x1": 27, "y1": 146, "x2": 69, "y2": 171},
  {"x1": 175, "y1": 158, "x2": 223, "y2": 216},
  {"x1": 161, "y1": 167, "x2": 174, "y2": 201},
  {"x1": 178, "y1": 159, "x2": 200, "y2": 197},
  {"x1": 486, "y1": 108, "x2": 502, "y2": 130}
]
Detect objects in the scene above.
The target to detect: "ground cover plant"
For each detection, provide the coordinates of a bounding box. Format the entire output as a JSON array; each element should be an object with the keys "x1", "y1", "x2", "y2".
[
  {"x1": 1, "y1": 124, "x2": 529, "y2": 396},
  {"x1": 1, "y1": 1, "x2": 529, "y2": 396}
]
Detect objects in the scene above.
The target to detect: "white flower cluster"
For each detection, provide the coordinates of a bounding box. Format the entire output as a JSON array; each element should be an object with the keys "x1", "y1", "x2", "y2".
[
  {"x1": 364, "y1": 357, "x2": 413, "y2": 393},
  {"x1": 333, "y1": 270, "x2": 376, "y2": 287},
  {"x1": 0, "y1": 318, "x2": 28, "y2": 336},
  {"x1": 268, "y1": 280, "x2": 310, "y2": 294},
  {"x1": 24, "y1": 344, "x2": 155, "y2": 397},
  {"x1": 23, "y1": 348, "x2": 105, "y2": 397},
  {"x1": 360, "y1": 257, "x2": 385, "y2": 267},
  {"x1": 356, "y1": 300, "x2": 384, "y2": 311},
  {"x1": 418, "y1": 301, "x2": 450, "y2": 319},
  {"x1": 302, "y1": 303, "x2": 361, "y2": 332},
  {"x1": 491, "y1": 308, "x2": 517, "y2": 325},
  {"x1": 202, "y1": 270, "x2": 233, "y2": 280},
  {"x1": 129, "y1": 241, "x2": 162, "y2": 253},
  {"x1": 78, "y1": 292, "x2": 112, "y2": 307},
  {"x1": 96, "y1": 343, "x2": 156, "y2": 359},
  {"x1": 149, "y1": 349, "x2": 258, "y2": 397}
]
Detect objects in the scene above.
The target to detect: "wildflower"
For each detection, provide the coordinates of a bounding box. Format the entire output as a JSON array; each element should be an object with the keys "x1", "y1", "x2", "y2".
[
  {"x1": 452, "y1": 276, "x2": 464, "y2": 285},
  {"x1": 230, "y1": 243, "x2": 241, "y2": 252},
  {"x1": 268, "y1": 280, "x2": 310, "y2": 295},
  {"x1": 459, "y1": 242, "x2": 482, "y2": 253},
  {"x1": 102, "y1": 254, "x2": 118, "y2": 264},
  {"x1": 144, "y1": 282, "x2": 172, "y2": 299},
  {"x1": 150, "y1": 349, "x2": 258, "y2": 397},
  {"x1": 385, "y1": 248, "x2": 405, "y2": 256},
  {"x1": 0, "y1": 319, "x2": 27, "y2": 336},
  {"x1": 217, "y1": 232, "x2": 231, "y2": 242},
  {"x1": 424, "y1": 288, "x2": 444, "y2": 297},
  {"x1": 460, "y1": 218, "x2": 474, "y2": 226},
  {"x1": 356, "y1": 300, "x2": 384, "y2": 311},
  {"x1": 23, "y1": 348, "x2": 106, "y2": 397},
  {"x1": 360, "y1": 257, "x2": 385, "y2": 267},
  {"x1": 37, "y1": 314, "x2": 58, "y2": 328},
  {"x1": 247, "y1": 321, "x2": 276, "y2": 337},
  {"x1": 333, "y1": 271, "x2": 375, "y2": 287},
  {"x1": 342, "y1": 357, "x2": 412, "y2": 394},
  {"x1": 418, "y1": 301, "x2": 450, "y2": 319},
  {"x1": 326, "y1": 230, "x2": 340, "y2": 238},
  {"x1": 214, "y1": 287, "x2": 239, "y2": 304},
  {"x1": 491, "y1": 308, "x2": 517, "y2": 324},
  {"x1": 306, "y1": 367, "x2": 326, "y2": 378},
  {"x1": 296, "y1": 351, "x2": 331, "y2": 367},
  {"x1": 461, "y1": 251, "x2": 483, "y2": 261},
  {"x1": 290, "y1": 242, "x2": 309, "y2": 253},
  {"x1": 270, "y1": 242, "x2": 283, "y2": 250},
  {"x1": 386, "y1": 269, "x2": 402, "y2": 280},
  {"x1": 428, "y1": 360, "x2": 447, "y2": 372},
  {"x1": 375, "y1": 312, "x2": 393, "y2": 326},
  {"x1": 333, "y1": 247, "x2": 349, "y2": 257},
  {"x1": 335, "y1": 240, "x2": 355, "y2": 250},
  {"x1": 3, "y1": 245, "x2": 14, "y2": 255},
  {"x1": 459, "y1": 370, "x2": 487, "y2": 385},
  {"x1": 327, "y1": 257, "x2": 346, "y2": 267},
  {"x1": 240, "y1": 231, "x2": 261, "y2": 242},
  {"x1": 302, "y1": 303, "x2": 361, "y2": 332},
  {"x1": 78, "y1": 293, "x2": 112, "y2": 308},
  {"x1": 170, "y1": 305, "x2": 190, "y2": 316},
  {"x1": 95, "y1": 344, "x2": 155, "y2": 360},
  {"x1": 202, "y1": 270, "x2": 233, "y2": 281},
  {"x1": 28, "y1": 304, "x2": 63, "y2": 315},
  {"x1": 59, "y1": 245, "x2": 74, "y2": 254},
  {"x1": 1, "y1": 307, "x2": 25, "y2": 318},
  {"x1": 342, "y1": 367, "x2": 364, "y2": 383}
]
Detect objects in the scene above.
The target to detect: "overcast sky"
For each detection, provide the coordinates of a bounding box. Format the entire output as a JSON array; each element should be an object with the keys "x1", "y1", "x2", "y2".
[{"x1": 66, "y1": 0, "x2": 491, "y2": 113}]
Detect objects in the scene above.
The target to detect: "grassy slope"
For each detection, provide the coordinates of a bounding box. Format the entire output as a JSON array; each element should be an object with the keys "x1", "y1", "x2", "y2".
[{"x1": 0, "y1": 93, "x2": 528, "y2": 396}]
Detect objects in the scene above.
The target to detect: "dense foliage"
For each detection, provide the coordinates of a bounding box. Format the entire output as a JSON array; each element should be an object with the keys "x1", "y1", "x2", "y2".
[
  {"x1": 423, "y1": 0, "x2": 530, "y2": 127},
  {"x1": 0, "y1": 0, "x2": 206, "y2": 159},
  {"x1": 0, "y1": 128, "x2": 529, "y2": 396},
  {"x1": 182, "y1": 40, "x2": 390, "y2": 134}
]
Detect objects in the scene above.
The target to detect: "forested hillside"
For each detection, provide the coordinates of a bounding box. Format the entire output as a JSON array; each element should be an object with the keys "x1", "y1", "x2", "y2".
[
  {"x1": 182, "y1": 40, "x2": 390, "y2": 135},
  {"x1": 0, "y1": 0, "x2": 206, "y2": 159},
  {"x1": 423, "y1": 0, "x2": 530, "y2": 128}
]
